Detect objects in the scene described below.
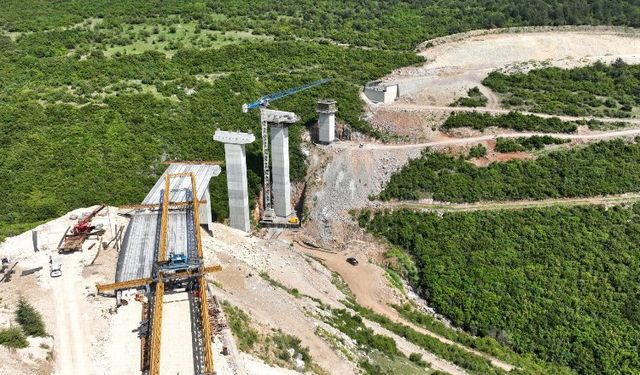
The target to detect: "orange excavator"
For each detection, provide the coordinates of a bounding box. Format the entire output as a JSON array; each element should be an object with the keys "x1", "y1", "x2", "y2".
[{"x1": 58, "y1": 204, "x2": 107, "y2": 253}]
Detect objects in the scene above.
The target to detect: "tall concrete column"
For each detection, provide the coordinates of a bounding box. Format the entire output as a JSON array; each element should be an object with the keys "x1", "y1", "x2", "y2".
[
  {"x1": 317, "y1": 99, "x2": 337, "y2": 144},
  {"x1": 270, "y1": 124, "x2": 292, "y2": 218},
  {"x1": 213, "y1": 130, "x2": 255, "y2": 232}
]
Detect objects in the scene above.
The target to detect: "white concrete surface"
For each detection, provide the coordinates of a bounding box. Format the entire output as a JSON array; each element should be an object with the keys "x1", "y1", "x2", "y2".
[
  {"x1": 215, "y1": 130, "x2": 255, "y2": 232},
  {"x1": 317, "y1": 100, "x2": 337, "y2": 144},
  {"x1": 270, "y1": 124, "x2": 292, "y2": 218},
  {"x1": 159, "y1": 292, "x2": 195, "y2": 375}
]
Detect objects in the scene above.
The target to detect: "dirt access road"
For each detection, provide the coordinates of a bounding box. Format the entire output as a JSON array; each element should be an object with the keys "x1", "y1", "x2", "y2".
[
  {"x1": 51, "y1": 260, "x2": 91, "y2": 375},
  {"x1": 297, "y1": 244, "x2": 514, "y2": 372},
  {"x1": 384, "y1": 103, "x2": 640, "y2": 126},
  {"x1": 358, "y1": 126, "x2": 640, "y2": 151},
  {"x1": 305, "y1": 125, "x2": 640, "y2": 248},
  {"x1": 371, "y1": 192, "x2": 640, "y2": 213}
]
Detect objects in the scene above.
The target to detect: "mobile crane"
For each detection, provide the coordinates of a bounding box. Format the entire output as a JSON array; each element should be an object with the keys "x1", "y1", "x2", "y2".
[{"x1": 58, "y1": 204, "x2": 106, "y2": 253}]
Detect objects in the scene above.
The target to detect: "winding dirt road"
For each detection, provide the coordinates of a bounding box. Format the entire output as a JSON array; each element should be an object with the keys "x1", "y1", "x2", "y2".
[{"x1": 298, "y1": 245, "x2": 515, "y2": 373}]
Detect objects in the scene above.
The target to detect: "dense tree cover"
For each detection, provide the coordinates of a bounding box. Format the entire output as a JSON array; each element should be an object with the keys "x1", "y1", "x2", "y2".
[
  {"x1": 391, "y1": 304, "x2": 568, "y2": 374},
  {"x1": 494, "y1": 135, "x2": 568, "y2": 152},
  {"x1": 0, "y1": 36, "x2": 419, "y2": 227},
  {"x1": 345, "y1": 302, "x2": 512, "y2": 375},
  {"x1": 378, "y1": 139, "x2": 640, "y2": 202},
  {"x1": 443, "y1": 111, "x2": 577, "y2": 132},
  {"x1": 484, "y1": 60, "x2": 640, "y2": 117},
  {"x1": 360, "y1": 205, "x2": 640, "y2": 374},
  {"x1": 2, "y1": 1, "x2": 639, "y2": 50}
]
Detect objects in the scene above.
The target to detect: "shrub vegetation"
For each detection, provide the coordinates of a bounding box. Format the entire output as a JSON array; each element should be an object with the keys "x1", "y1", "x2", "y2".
[
  {"x1": 483, "y1": 60, "x2": 640, "y2": 117},
  {"x1": 442, "y1": 112, "x2": 577, "y2": 133},
  {"x1": 16, "y1": 298, "x2": 46, "y2": 337},
  {"x1": 378, "y1": 139, "x2": 640, "y2": 202},
  {"x1": 360, "y1": 205, "x2": 640, "y2": 375},
  {"x1": 494, "y1": 135, "x2": 568, "y2": 152},
  {"x1": 451, "y1": 87, "x2": 488, "y2": 107},
  {"x1": 468, "y1": 144, "x2": 487, "y2": 158},
  {"x1": 2, "y1": 1, "x2": 638, "y2": 50},
  {"x1": 0, "y1": 327, "x2": 29, "y2": 349}
]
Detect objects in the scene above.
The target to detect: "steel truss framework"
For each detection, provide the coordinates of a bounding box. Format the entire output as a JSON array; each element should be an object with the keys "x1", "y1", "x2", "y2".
[{"x1": 97, "y1": 173, "x2": 219, "y2": 375}]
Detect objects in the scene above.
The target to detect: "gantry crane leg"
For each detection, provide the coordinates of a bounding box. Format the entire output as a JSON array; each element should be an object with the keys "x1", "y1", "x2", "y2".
[{"x1": 149, "y1": 281, "x2": 164, "y2": 375}]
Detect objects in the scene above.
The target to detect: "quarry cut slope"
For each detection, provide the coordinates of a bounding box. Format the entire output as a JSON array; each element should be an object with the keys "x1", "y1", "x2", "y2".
[{"x1": 383, "y1": 28, "x2": 640, "y2": 107}]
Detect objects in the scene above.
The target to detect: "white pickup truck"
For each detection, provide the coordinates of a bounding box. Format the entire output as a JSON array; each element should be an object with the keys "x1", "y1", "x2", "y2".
[{"x1": 49, "y1": 256, "x2": 62, "y2": 278}]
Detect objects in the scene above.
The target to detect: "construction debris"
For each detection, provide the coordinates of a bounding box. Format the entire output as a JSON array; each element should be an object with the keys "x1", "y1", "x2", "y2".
[{"x1": 0, "y1": 260, "x2": 18, "y2": 282}]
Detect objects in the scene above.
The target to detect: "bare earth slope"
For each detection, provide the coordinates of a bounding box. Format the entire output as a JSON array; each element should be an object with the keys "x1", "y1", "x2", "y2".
[{"x1": 384, "y1": 29, "x2": 640, "y2": 107}]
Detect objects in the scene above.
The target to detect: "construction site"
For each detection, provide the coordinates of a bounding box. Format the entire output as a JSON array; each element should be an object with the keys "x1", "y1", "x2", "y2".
[{"x1": 1, "y1": 26, "x2": 640, "y2": 375}]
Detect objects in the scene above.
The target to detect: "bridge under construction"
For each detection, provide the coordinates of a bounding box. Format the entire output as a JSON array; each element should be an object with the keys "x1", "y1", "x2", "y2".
[{"x1": 98, "y1": 163, "x2": 223, "y2": 375}]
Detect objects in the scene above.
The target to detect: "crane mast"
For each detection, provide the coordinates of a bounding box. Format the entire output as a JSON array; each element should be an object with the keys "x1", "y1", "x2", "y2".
[
  {"x1": 242, "y1": 78, "x2": 331, "y2": 217},
  {"x1": 260, "y1": 109, "x2": 273, "y2": 215}
]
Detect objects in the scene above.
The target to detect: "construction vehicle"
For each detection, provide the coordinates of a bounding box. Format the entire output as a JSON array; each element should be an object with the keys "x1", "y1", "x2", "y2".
[
  {"x1": 49, "y1": 255, "x2": 62, "y2": 277},
  {"x1": 243, "y1": 78, "x2": 330, "y2": 224},
  {"x1": 288, "y1": 217, "x2": 299, "y2": 224},
  {"x1": 58, "y1": 204, "x2": 107, "y2": 253},
  {"x1": 159, "y1": 252, "x2": 194, "y2": 275}
]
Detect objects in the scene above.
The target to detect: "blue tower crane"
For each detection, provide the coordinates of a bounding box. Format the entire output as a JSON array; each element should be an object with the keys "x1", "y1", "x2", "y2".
[
  {"x1": 242, "y1": 78, "x2": 331, "y2": 221},
  {"x1": 242, "y1": 78, "x2": 331, "y2": 113}
]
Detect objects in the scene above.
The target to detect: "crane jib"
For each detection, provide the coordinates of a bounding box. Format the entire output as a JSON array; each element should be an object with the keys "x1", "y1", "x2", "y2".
[{"x1": 242, "y1": 78, "x2": 331, "y2": 112}]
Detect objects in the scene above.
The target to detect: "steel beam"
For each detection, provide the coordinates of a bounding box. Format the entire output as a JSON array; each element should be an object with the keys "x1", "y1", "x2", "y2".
[
  {"x1": 199, "y1": 277, "x2": 214, "y2": 374},
  {"x1": 158, "y1": 175, "x2": 171, "y2": 263},
  {"x1": 96, "y1": 277, "x2": 152, "y2": 293},
  {"x1": 149, "y1": 281, "x2": 165, "y2": 375},
  {"x1": 190, "y1": 173, "x2": 204, "y2": 258}
]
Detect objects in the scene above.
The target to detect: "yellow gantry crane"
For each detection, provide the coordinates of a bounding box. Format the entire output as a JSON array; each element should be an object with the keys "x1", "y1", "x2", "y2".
[{"x1": 97, "y1": 172, "x2": 219, "y2": 375}]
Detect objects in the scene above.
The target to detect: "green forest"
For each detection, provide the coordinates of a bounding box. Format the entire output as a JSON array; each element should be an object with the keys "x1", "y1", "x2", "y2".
[
  {"x1": 1, "y1": 1, "x2": 638, "y2": 50},
  {"x1": 359, "y1": 205, "x2": 640, "y2": 375},
  {"x1": 484, "y1": 60, "x2": 640, "y2": 117},
  {"x1": 0, "y1": 0, "x2": 638, "y2": 234},
  {"x1": 378, "y1": 139, "x2": 640, "y2": 202},
  {"x1": 0, "y1": 25, "x2": 420, "y2": 234}
]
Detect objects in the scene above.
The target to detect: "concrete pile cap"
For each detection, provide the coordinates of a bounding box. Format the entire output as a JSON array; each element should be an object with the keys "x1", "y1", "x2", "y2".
[
  {"x1": 316, "y1": 99, "x2": 337, "y2": 113},
  {"x1": 213, "y1": 130, "x2": 255, "y2": 144},
  {"x1": 260, "y1": 108, "x2": 299, "y2": 124}
]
